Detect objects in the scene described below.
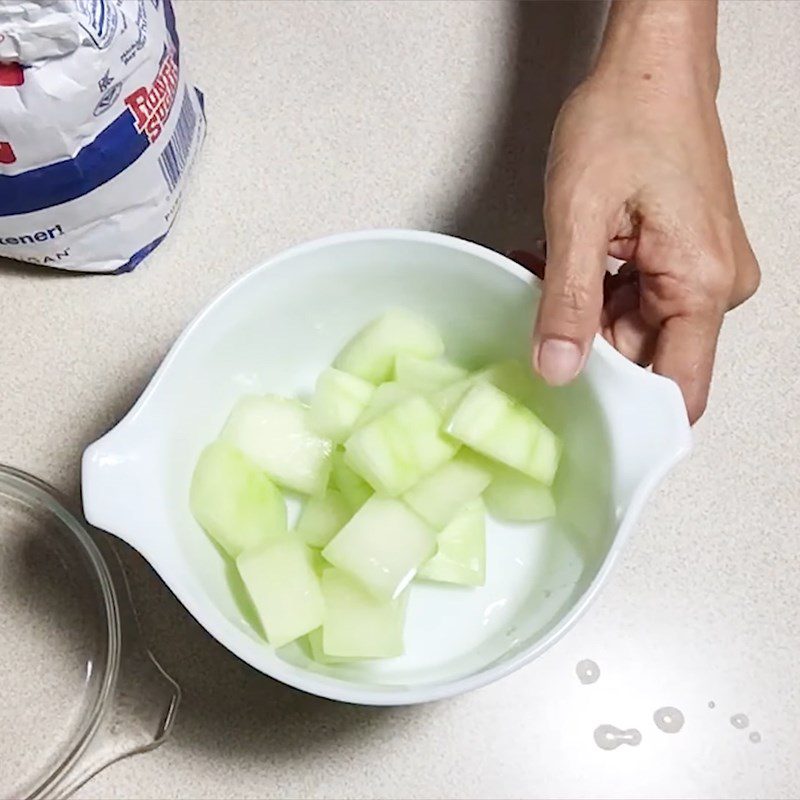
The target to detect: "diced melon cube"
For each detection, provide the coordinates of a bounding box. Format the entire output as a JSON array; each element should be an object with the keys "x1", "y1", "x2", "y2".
[
  {"x1": 322, "y1": 496, "x2": 436, "y2": 599},
  {"x1": 430, "y1": 375, "x2": 477, "y2": 418},
  {"x1": 330, "y1": 448, "x2": 373, "y2": 511},
  {"x1": 295, "y1": 489, "x2": 353, "y2": 548},
  {"x1": 477, "y1": 359, "x2": 541, "y2": 407},
  {"x1": 345, "y1": 395, "x2": 458, "y2": 496},
  {"x1": 306, "y1": 547, "x2": 329, "y2": 577},
  {"x1": 417, "y1": 500, "x2": 486, "y2": 587},
  {"x1": 334, "y1": 309, "x2": 445, "y2": 384},
  {"x1": 527, "y1": 425, "x2": 561, "y2": 488},
  {"x1": 446, "y1": 382, "x2": 561, "y2": 485},
  {"x1": 309, "y1": 368, "x2": 374, "y2": 443},
  {"x1": 430, "y1": 360, "x2": 538, "y2": 419},
  {"x1": 320, "y1": 568, "x2": 407, "y2": 658},
  {"x1": 189, "y1": 441, "x2": 286, "y2": 558},
  {"x1": 237, "y1": 536, "x2": 325, "y2": 647},
  {"x1": 353, "y1": 381, "x2": 416, "y2": 429},
  {"x1": 306, "y1": 626, "x2": 356, "y2": 665},
  {"x1": 402, "y1": 450, "x2": 492, "y2": 528},
  {"x1": 395, "y1": 355, "x2": 468, "y2": 395},
  {"x1": 484, "y1": 464, "x2": 556, "y2": 521},
  {"x1": 221, "y1": 395, "x2": 333, "y2": 496}
]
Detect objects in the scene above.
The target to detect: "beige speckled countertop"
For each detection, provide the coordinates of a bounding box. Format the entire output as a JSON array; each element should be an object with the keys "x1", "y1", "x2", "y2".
[{"x1": 1, "y1": 1, "x2": 799, "y2": 798}]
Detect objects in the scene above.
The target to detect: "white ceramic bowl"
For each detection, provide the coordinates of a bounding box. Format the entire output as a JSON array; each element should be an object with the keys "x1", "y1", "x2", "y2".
[{"x1": 82, "y1": 229, "x2": 691, "y2": 705}]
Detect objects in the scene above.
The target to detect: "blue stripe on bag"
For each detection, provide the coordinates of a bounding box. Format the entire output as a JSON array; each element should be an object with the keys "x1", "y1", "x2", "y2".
[
  {"x1": 0, "y1": 111, "x2": 149, "y2": 217},
  {"x1": 112, "y1": 231, "x2": 167, "y2": 274}
]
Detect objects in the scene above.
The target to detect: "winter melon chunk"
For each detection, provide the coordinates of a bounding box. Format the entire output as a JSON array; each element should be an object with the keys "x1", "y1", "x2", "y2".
[
  {"x1": 310, "y1": 368, "x2": 374, "y2": 443},
  {"x1": 295, "y1": 489, "x2": 353, "y2": 548},
  {"x1": 319, "y1": 568, "x2": 407, "y2": 659},
  {"x1": 190, "y1": 440, "x2": 286, "y2": 558},
  {"x1": 329, "y1": 448, "x2": 373, "y2": 511},
  {"x1": 395, "y1": 354, "x2": 468, "y2": 395},
  {"x1": 344, "y1": 395, "x2": 458, "y2": 496},
  {"x1": 402, "y1": 450, "x2": 492, "y2": 528},
  {"x1": 306, "y1": 627, "x2": 356, "y2": 665},
  {"x1": 322, "y1": 496, "x2": 436, "y2": 599},
  {"x1": 446, "y1": 382, "x2": 561, "y2": 485},
  {"x1": 416, "y1": 499, "x2": 486, "y2": 587},
  {"x1": 430, "y1": 375, "x2": 477, "y2": 418},
  {"x1": 221, "y1": 395, "x2": 333, "y2": 496},
  {"x1": 478, "y1": 359, "x2": 541, "y2": 408},
  {"x1": 236, "y1": 536, "x2": 325, "y2": 648},
  {"x1": 334, "y1": 309, "x2": 445, "y2": 384},
  {"x1": 353, "y1": 382, "x2": 416, "y2": 429},
  {"x1": 484, "y1": 464, "x2": 556, "y2": 521}
]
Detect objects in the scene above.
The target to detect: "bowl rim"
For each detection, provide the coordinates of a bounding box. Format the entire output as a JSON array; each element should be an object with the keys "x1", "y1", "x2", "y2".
[{"x1": 85, "y1": 228, "x2": 691, "y2": 705}]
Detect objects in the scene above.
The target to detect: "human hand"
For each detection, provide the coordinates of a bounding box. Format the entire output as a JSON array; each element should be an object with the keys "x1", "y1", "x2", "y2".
[{"x1": 526, "y1": 0, "x2": 759, "y2": 423}]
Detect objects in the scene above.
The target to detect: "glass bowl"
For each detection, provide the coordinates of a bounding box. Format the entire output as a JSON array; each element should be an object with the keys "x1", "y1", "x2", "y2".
[{"x1": 0, "y1": 465, "x2": 179, "y2": 799}]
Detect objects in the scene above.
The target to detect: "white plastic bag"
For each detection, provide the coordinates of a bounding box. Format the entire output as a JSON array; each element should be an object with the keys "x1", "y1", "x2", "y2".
[{"x1": 0, "y1": 0, "x2": 205, "y2": 272}]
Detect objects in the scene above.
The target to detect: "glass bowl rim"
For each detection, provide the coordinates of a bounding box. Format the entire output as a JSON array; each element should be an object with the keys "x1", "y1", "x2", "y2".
[{"x1": 0, "y1": 463, "x2": 121, "y2": 798}]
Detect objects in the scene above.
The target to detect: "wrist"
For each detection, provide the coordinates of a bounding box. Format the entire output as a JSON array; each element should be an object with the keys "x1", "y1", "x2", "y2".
[{"x1": 593, "y1": 0, "x2": 720, "y2": 96}]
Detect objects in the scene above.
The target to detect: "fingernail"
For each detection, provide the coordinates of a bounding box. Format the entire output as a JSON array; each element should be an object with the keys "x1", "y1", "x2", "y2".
[{"x1": 536, "y1": 338, "x2": 583, "y2": 385}]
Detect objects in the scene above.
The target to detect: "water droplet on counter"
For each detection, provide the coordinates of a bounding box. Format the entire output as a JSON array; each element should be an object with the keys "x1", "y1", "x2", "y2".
[
  {"x1": 708, "y1": 701, "x2": 716, "y2": 709},
  {"x1": 653, "y1": 706, "x2": 685, "y2": 733},
  {"x1": 576, "y1": 659, "x2": 600, "y2": 684},
  {"x1": 730, "y1": 713, "x2": 749, "y2": 729},
  {"x1": 593, "y1": 724, "x2": 642, "y2": 751},
  {"x1": 749, "y1": 731, "x2": 761, "y2": 743}
]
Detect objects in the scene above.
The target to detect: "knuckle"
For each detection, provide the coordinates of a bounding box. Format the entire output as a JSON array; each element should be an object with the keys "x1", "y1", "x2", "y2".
[
  {"x1": 683, "y1": 257, "x2": 735, "y2": 316},
  {"x1": 702, "y1": 261, "x2": 735, "y2": 302},
  {"x1": 736, "y1": 256, "x2": 761, "y2": 303}
]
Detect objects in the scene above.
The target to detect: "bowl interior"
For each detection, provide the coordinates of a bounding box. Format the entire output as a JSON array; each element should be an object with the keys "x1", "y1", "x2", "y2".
[{"x1": 154, "y1": 234, "x2": 615, "y2": 691}]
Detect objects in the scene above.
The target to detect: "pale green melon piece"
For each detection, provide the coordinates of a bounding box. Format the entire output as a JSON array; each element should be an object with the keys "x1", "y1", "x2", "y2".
[
  {"x1": 344, "y1": 395, "x2": 458, "y2": 496},
  {"x1": 237, "y1": 536, "x2": 325, "y2": 647},
  {"x1": 322, "y1": 496, "x2": 436, "y2": 599},
  {"x1": 446, "y1": 382, "x2": 561, "y2": 486},
  {"x1": 306, "y1": 626, "x2": 357, "y2": 665},
  {"x1": 477, "y1": 359, "x2": 541, "y2": 407},
  {"x1": 295, "y1": 488, "x2": 353, "y2": 548},
  {"x1": 221, "y1": 394, "x2": 333, "y2": 496},
  {"x1": 395, "y1": 355, "x2": 468, "y2": 395},
  {"x1": 430, "y1": 375, "x2": 477, "y2": 418},
  {"x1": 416, "y1": 499, "x2": 486, "y2": 586},
  {"x1": 484, "y1": 463, "x2": 556, "y2": 521},
  {"x1": 330, "y1": 448, "x2": 373, "y2": 511},
  {"x1": 306, "y1": 547, "x2": 329, "y2": 577},
  {"x1": 353, "y1": 381, "x2": 416, "y2": 428},
  {"x1": 527, "y1": 424, "x2": 562, "y2": 488},
  {"x1": 320, "y1": 568, "x2": 408, "y2": 658},
  {"x1": 309, "y1": 367, "x2": 374, "y2": 443},
  {"x1": 430, "y1": 360, "x2": 537, "y2": 419},
  {"x1": 189, "y1": 440, "x2": 286, "y2": 558},
  {"x1": 333, "y1": 309, "x2": 445, "y2": 384},
  {"x1": 402, "y1": 450, "x2": 492, "y2": 528}
]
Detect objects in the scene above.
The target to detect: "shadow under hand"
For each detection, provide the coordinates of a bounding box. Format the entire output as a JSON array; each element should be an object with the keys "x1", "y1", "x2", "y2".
[{"x1": 448, "y1": 0, "x2": 607, "y2": 252}]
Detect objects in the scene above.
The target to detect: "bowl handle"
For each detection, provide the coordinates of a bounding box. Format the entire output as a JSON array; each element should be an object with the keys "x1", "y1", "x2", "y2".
[{"x1": 81, "y1": 433, "x2": 156, "y2": 554}]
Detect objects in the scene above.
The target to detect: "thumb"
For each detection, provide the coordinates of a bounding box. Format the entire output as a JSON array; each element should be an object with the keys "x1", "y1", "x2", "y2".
[{"x1": 534, "y1": 195, "x2": 609, "y2": 385}]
